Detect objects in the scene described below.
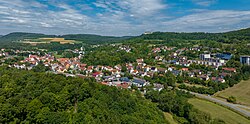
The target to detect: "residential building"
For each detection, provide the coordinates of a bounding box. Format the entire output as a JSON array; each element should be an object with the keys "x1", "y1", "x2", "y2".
[{"x1": 240, "y1": 56, "x2": 250, "y2": 65}]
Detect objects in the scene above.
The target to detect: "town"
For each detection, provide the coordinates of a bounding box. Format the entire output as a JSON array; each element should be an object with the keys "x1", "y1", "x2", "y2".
[
  {"x1": 1, "y1": 44, "x2": 249, "y2": 94},
  {"x1": 1, "y1": 0, "x2": 250, "y2": 123}
]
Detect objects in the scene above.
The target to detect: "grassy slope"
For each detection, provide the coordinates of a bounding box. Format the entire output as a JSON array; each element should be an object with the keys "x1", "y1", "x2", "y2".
[
  {"x1": 188, "y1": 98, "x2": 250, "y2": 124},
  {"x1": 164, "y1": 113, "x2": 177, "y2": 124},
  {"x1": 215, "y1": 79, "x2": 250, "y2": 106}
]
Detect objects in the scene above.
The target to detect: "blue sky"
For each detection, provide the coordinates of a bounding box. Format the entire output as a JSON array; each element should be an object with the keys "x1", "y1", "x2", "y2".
[{"x1": 0, "y1": 0, "x2": 250, "y2": 36}]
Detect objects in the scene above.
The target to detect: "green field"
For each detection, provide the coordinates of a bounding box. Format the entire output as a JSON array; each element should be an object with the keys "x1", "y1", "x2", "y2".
[
  {"x1": 215, "y1": 79, "x2": 250, "y2": 106},
  {"x1": 188, "y1": 98, "x2": 250, "y2": 124}
]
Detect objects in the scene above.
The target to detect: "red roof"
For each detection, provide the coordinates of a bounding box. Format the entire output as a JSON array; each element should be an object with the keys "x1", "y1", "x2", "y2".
[
  {"x1": 182, "y1": 68, "x2": 189, "y2": 71},
  {"x1": 80, "y1": 64, "x2": 87, "y2": 67},
  {"x1": 79, "y1": 67, "x2": 86, "y2": 71},
  {"x1": 29, "y1": 55, "x2": 39, "y2": 58},
  {"x1": 222, "y1": 68, "x2": 236, "y2": 72},
  {"x1": 211, "y1": 77, "x2": 224, "y2": 82},
  {"x1": 58, "y1": 58, "x2": 69, "y2": 62},
  {"x1": 87, "y1": 66, "x2": 93, "y2": 70},
  {"x1": 92, "y1": 72, "x2": 101, "y2": 77},
  {"x1": 101, "y1": 82, "x2": 108, "y2": 85},
  {"x1": 117, "y1": 83, "x2": 129, "y2": 89}
]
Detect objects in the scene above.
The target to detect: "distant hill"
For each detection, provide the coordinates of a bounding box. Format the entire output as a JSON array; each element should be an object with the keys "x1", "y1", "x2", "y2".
[
  {"x1": 1, "y1": 28, "x2": 250, "y2": 44},
  {"x1": 139, "y1": 28, "x2": 250, "y2": 43},
  {"x1": 61, "y1": 34, "x2": 132, "y2": 44},
  {"x1": 0, "y1": 32, "x2": 133, "y2": 44},
  {"x1": 0, "y1": 32, "x2": 55, "y2": 42}
]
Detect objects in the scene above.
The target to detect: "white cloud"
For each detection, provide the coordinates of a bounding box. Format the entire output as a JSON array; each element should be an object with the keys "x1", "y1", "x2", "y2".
[
  {"x1": 0, "y1": 0, "x2": 250, "y2": 36},
  {"x1": 94, "y1": 0, "x2": 167, "y2": 17},
  {"x1": 40, "y1": 22, "x2": 53, "y2": 28},
  {"x1": 0, "y1": 0, "x2": 169, "y2": 35},
  {"x1": 162, "y1": 10, "x2": 250, "y2": 32},
  {"x1": 192, "y1": 0, "x2": 217, "y2": 6},
  {"x1": 118, "y1": 0, "x2": 167, "y2": 17}
]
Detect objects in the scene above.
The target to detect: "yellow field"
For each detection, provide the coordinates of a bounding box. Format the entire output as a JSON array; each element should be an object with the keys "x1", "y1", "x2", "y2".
[
  {"x1": 39, "y1": 38, "x2": 75, "y2": 44},
  {"x1": 23, "y1": 38, "x2": 75, "y2": 45},
  {"x1": 215, "y1": 79, "x2": 250, "y2": 106},
  {"x1": 188, "y1": 98, "x2": 250, "y2": 124}
]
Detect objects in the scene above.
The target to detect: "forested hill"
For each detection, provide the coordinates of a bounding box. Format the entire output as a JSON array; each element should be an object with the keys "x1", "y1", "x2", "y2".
[
  {"x1": 139, "y1": 28, "x2": 250, "y2": 43},
  {"x1": 0, "y1": 32, "x2": 54, "y2": 42},
  {"x1": 0, "y1": 66, "x2": 168, "y2": 123},
  {"x1": 1, "y1": 28, "x2": 250, "y2": 44},
  {"x1": 0, "y1": 32, "x2": 132, "y2": 44},
  {"x1": 62, "y1": 34, "x2": 132, "y2": 44}
]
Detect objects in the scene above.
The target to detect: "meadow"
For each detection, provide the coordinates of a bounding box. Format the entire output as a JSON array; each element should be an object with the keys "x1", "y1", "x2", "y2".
[
  {"x1": 215, "y1": 79, "x2": 250, "y2": 106},
  {"x1": 188, "y1": 98, "x2": 250, "y2": 124}
]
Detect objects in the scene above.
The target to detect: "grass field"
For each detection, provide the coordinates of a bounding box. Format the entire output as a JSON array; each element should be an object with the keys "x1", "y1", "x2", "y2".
[
  {"x1": 215, "y1": 79, "x2": 250, "y2": 106},
  {"x1": 183, "y1": 83, "x2": 205, "y2": 88},
  {"x1": 164, "y1": 113, "x2": 177, "y2": 124},
  {"x1": 188, "y1": 98, "x2": 250, "y2": 124}
]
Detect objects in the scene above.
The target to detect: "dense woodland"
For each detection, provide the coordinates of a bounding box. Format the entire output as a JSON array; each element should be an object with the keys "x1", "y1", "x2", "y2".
[
  {"x1": 0, "y1": 66, "x2": 226, "y2": 124},
  {"x1": 140, "y1": 28, "x2": 250, "y2": 43},
  {"x1": 0, "y1": 66, "x2": 168, "y2": 123},
  {"x1": 0, "y1": 32, "x2": 131, "y2": 44}
]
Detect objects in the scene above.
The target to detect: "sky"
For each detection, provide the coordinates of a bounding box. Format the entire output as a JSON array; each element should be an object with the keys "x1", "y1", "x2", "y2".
[{"x1": 0, "y1": 0, "x2": 250, "y2": 36}]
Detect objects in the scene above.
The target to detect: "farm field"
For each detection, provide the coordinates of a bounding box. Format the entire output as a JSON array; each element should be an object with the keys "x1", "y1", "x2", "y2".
[
  {"x1": 214, "y1": 79, "x2": 250, "y2": 106},
  {"x1": 188, "y1": 98, "x2": 250, "y2": 124},
  {"x1": 22, "y1": 38, "x2": 76, "y2": 45}
]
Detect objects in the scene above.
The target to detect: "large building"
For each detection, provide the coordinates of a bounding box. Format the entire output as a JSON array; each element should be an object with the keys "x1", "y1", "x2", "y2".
[
  {"x1": 216, "y1": 53, "x2": 232, "y2": 60},
  {"x1": 240, "y1": 56, "x2": 250, "y2": 65},
  {"x1": 200, "y1": 54, "x2": 211, "y2": 61}
]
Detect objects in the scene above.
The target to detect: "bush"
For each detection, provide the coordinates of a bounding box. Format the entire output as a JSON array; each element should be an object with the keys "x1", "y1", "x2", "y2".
[{"x1": 227, "y1": 96, "x2": 237, "y2": 103}]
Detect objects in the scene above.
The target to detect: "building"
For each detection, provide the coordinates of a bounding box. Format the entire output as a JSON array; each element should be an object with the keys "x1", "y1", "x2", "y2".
[
  {"x1": 132, "y1": 77, "x2": 147, "y2": 87},
  {"x1": 240, "y1": 56, "x2": 250, "y2": 65},
  {"x1": 216, "y1": 53, "x2": 232, "y2": 60},
  {"x1": 200, "y1": 54, "x2": 211, "y2": 61}
]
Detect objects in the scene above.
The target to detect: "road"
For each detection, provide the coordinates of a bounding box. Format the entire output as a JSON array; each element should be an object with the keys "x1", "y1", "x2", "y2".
[{"x1": 190, "y1": 92, "x2": 250, "y2": 118}]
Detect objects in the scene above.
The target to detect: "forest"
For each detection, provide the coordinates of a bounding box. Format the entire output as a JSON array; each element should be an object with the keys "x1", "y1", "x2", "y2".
[
  {"x1": 0, "y1": 66, "x2": 228, "y2": 124},
  {"x1": 0, "y1": 66, "x2": 167, "y2": 123},
  {"x1": 0, "y1": 32, "x2": 131, "y2": 45}
]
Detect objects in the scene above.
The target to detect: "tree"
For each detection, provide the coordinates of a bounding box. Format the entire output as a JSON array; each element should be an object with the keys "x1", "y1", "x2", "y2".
[{"x1": 165, "y1": 72, "x2": 176, "y2": 87}]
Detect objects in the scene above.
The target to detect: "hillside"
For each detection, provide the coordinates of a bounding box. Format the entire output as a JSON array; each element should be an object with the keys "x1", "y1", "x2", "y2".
[
  {"x1": 215, "y1": 79, "x2": 250, "y2": 106},
  {"x1": 225, "y1": 28, "x2": 250, "y2": 37},
  {"x1": 189, "y1": 98, "x2": 250, "y2": 124},
  {"x1": 0, "y1": 32, "x2": 132, "y2": 44},
  {"x1": 62, "y1": 34, "x2": 132, "y2": 44},
  {"x1": 139, "y1": 28, "x2": 250, "y2": 43},
  {"x1": 0, "y1": 67, "x2": 168, "y2": 123},
  {"x1": 1, "y1": 28, "x2": 250, "y2": 44},
  {"x1": 0, "y1": 32, "x2": 55, "y2": 42}
]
